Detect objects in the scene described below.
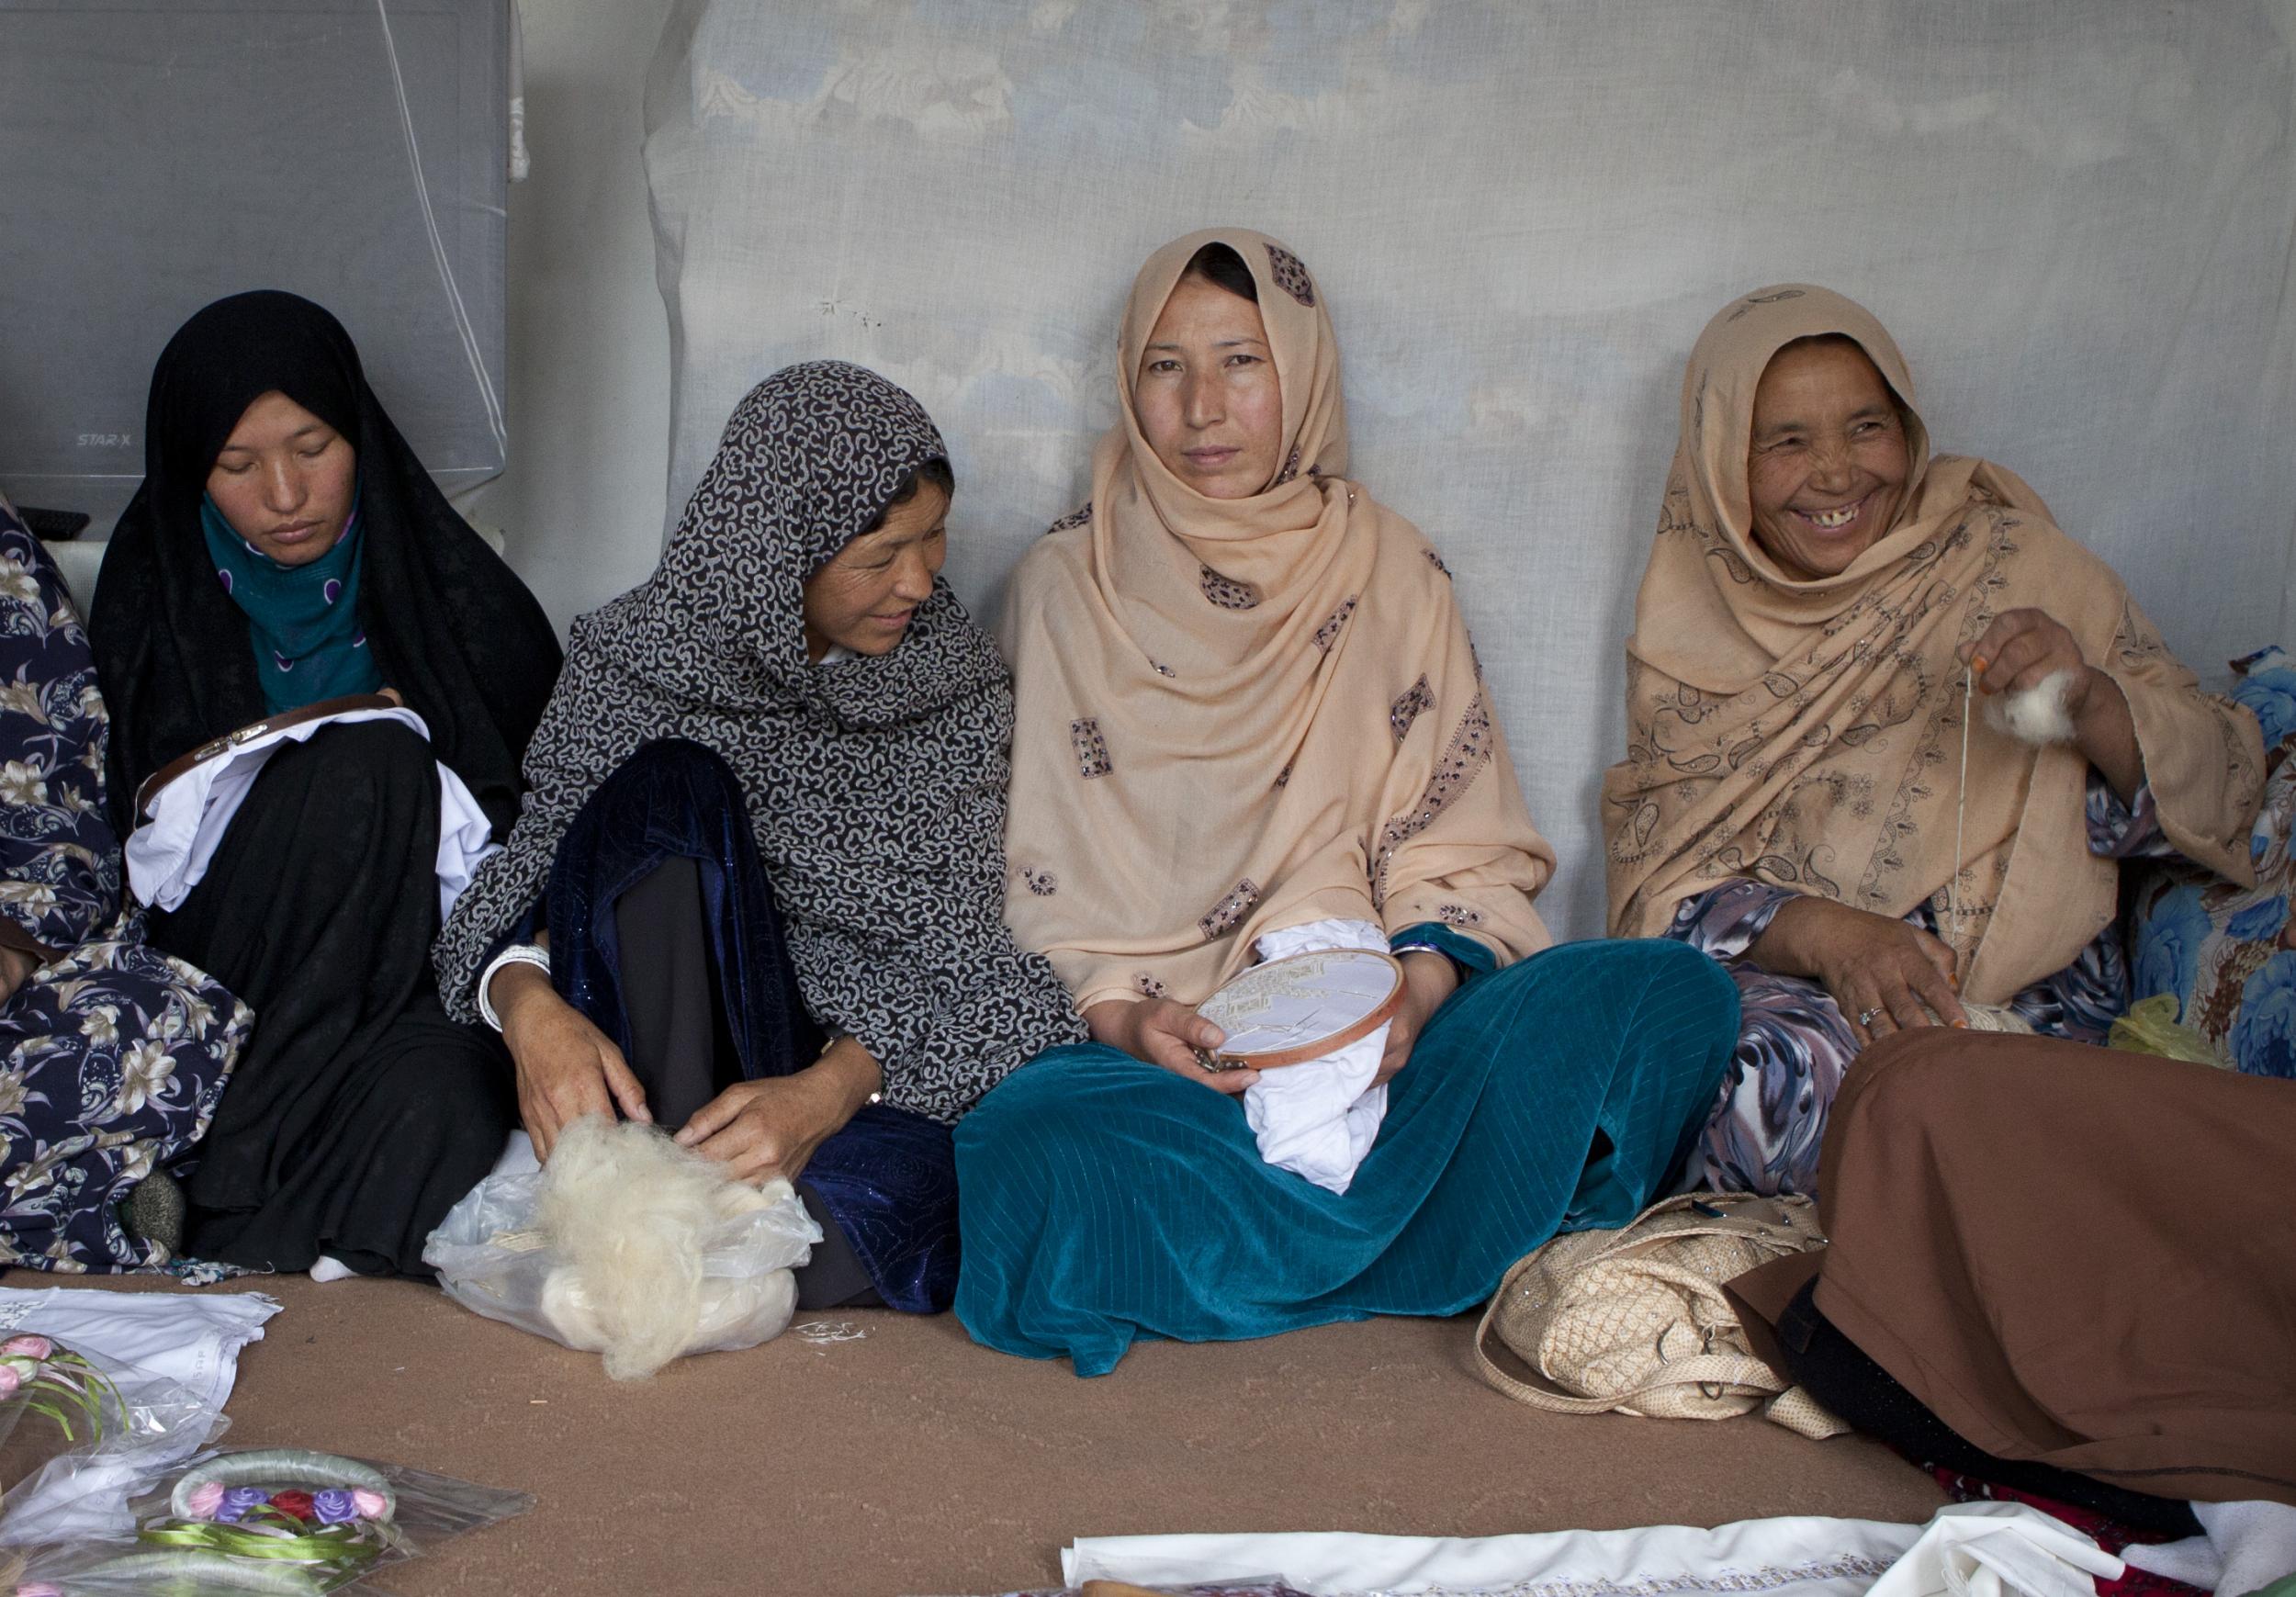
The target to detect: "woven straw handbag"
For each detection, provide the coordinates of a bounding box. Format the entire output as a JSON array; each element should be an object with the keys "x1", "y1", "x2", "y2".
[{"x1": 1474, "y1": 1192, "x2": 1846, "y2": 1439}]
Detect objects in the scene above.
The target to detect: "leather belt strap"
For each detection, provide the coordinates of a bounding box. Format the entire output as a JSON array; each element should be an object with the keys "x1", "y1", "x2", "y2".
[{"x1": 135, "y1": 693, "x2": 402, "y2": 821}]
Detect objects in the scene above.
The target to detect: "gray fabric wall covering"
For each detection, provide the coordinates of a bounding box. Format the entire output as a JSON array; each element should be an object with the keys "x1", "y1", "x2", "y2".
[
  {"x1": 0, "y1": 0, "x2": 509, "y2": 535},
  {"x1": 645, "y1": 0, "x2": 2296, "y2": 939}
]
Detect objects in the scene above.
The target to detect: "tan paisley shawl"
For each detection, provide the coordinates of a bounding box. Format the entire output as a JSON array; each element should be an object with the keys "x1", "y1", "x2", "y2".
[
  {"x1": 1001, "y1": 227, "x2": 1552, "y2": 1013},
  {"x1": 1604, "y1": 285, "x2": 2261, "y2": 1006}
]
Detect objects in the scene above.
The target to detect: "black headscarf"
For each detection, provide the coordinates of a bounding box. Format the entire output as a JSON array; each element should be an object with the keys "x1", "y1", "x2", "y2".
[{"x1": 92, "y1": 291, "x2": 562, "y2": 837}]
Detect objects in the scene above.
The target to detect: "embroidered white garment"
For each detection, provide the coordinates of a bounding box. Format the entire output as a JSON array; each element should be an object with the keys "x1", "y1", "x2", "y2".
[
  {"x1": 1863, "y1": 1502, "x2": 2120, "y2": 1597},
  {"x1": 1240, "y1": 918, "x2": 1392, "y2": 1196},
  {"x1": 0, "y1": 1286, "x2": 280, "y2": 1545},
  {"x1": 2122, "y1": 1500, "x2": 2296, "y2": 1596},
  {"x1": 124, "y1": 705, "x2": 497, "y2": 919},
  {"x1": 1063, "y1": 1502, "x2": 2109, "y2": 1597}
]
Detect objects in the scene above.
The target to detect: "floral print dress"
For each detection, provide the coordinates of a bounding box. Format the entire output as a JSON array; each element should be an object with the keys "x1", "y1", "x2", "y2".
[
  {"x1": 2127, "y1": 647, "x2": 2296, "y2": 1078},
  {"x1": 0, "y1": 496, "x2": 249, "y2": 1270},
  {"x1": 1669, "y1": 775, "x2": 2178, "y2": 1196}
]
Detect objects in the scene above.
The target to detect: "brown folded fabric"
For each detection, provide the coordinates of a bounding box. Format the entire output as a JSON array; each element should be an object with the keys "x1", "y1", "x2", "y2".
[
  {"x1": 1806, "y1": 1030, "x2": 2296, "y2": 1505},
  {"x1": 1722, "y1": 1248, "x2": 1823, "y2": 1374}
]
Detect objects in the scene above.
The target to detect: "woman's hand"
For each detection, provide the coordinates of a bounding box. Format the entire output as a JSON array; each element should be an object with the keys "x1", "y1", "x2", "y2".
[
  {"x1": 1749, "y1": 894, "x2": 1966, "y2": 1046},
  {"x1": 1959, "y1": 608, "x2": 2141, "y2": 799},
  {"x1": 675, "y1": 1037, "x2": 882, "y2": 1184},
  {"x1": 1084, "y1": 996, "x2": 1255, "y2": 1094},
  {"x1": 494, "y1": 959, "x2": 651, "y2": 1161},
  {"x1": 1374, "y1": 950, "x2": 1459, "y2": 1085}
]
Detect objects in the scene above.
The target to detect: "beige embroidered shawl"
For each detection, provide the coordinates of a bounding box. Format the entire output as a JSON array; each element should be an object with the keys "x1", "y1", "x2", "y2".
[
  {"x1": 1604, "y1": 285, "x2": 2261, "y2": 1004},
  {"x1": 1002, "y1": 227, "x2": 1552, "y2": 1012}
]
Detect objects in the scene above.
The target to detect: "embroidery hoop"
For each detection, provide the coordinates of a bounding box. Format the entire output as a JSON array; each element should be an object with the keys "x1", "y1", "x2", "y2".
[
  {"x1": 134, "y1": 692, "x2": 400, "y2": 820},
  {"x1": 1194, "y1": 948, "x2": 1406, "y2": 1071}
]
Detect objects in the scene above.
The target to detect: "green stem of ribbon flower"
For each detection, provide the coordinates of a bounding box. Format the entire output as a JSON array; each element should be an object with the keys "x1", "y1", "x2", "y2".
[{"x1": 140, "y1": 1515, "x2": 382, "y2": 1569}]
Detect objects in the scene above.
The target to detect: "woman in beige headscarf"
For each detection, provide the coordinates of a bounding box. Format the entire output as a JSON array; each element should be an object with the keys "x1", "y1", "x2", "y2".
[
  {"x1": 955, "y1": 228, "x2": 1739, "y2": 1376},
  {"x1": 1605, "y1": 284, "x2": 2263, "y2": 1197}
]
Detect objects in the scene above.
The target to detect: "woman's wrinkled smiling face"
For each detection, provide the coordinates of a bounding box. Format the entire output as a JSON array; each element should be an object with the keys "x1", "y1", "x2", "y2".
[
  {"x1": 1745, "y1": 337, "x2": 1910, "y2": 581},
  {"x1": 801, "y1": 479, "x2": 950, "y2": 661},
  {"x1": 1132, "y1": 271, "x2": 1285, "y2": 500},
  {"x1": 206, "y1": 389, "x2": 358, "y2": 567}
]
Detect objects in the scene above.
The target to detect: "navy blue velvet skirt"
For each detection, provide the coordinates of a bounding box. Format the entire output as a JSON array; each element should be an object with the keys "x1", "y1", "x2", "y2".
[{"x1": 541, "y1": 737, "x2": 960, "y2": 1313}]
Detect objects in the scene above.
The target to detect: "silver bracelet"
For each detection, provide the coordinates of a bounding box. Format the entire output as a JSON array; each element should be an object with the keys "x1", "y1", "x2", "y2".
[{"x1": 478, "y1": 942, "x2": 551, "y2": 1032}]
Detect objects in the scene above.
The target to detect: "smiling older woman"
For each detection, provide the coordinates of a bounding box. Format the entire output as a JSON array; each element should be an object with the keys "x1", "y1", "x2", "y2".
[
  {"x1": 1604, "y1": 285, "x2": 2266, "y2": 1197},
  {"x1": 433, "y1": 362, "x2": 1086, "y2": 1314}
]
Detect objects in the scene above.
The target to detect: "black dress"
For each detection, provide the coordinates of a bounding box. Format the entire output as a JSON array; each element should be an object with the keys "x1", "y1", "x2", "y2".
[
  {"x1": 92, "y1": 293, "x2": 561, "y2": 1275},
  {"x1": 154, "y1": 723, "x2": 515, "y2": 1273}
]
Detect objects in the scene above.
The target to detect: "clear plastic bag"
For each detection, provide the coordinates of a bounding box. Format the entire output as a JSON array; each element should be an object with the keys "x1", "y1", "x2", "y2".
[
  {"x1": 7, "y1": 1447, "x2": 531, "y2": 1594},
  {"x1": 0, "y1": 1337, "x2": 227, "y2": 1548},
  {"x1": 422, "y1": 1121, "x2": 821, "y2": 1379},
  {"x1": 2110, "y1": 993, "x2": 2233, "y2": 1069}
]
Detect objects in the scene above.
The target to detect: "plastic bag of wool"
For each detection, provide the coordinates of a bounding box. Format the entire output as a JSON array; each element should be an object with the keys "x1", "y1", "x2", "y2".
[{"x1": 423, "y1": 1119, "x2": 821, "y2": 1380}]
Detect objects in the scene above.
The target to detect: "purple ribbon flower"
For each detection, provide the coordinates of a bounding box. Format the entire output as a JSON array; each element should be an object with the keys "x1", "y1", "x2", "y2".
[
  {"x1": 311, "y1": 1490, "x2": 358, "y2": 1524},
  {"x1": 214, "y1": 1486, "x2": 270, "y2": 1523}
]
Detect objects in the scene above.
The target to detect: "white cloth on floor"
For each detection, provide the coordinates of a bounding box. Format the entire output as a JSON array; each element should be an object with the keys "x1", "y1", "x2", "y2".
[
  {"x1": 1239, "y1": 918, "x2": 1391, "y2": 1196},
  {"x1": 2124, "y1": 1500, "x2": 2296, "y2": 1596},
  {"x1": 1064, "y1": 1502, "x2": 2109, "y2": 1597},
  {"x1": 124, "y1": 704, "x2": 497, "y2": 919},
  {"x1": 1863, "y1": 1501, "x2": 2120, "y2": 1597},
  {"x1": 307, "y1": 1254, "x2": 356, "y2": 1284},
  {"x1": 0, "y1": 1286, "x2": 280, "y2": 1544}
]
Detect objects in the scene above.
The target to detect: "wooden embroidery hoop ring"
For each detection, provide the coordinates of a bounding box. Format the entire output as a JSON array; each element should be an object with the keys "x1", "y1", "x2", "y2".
[
  {"x1": 134, "y1": 692, "x2": 401, "y2": 821},
  {"x1": 1193, "y1": 947, "x2": 1407, "y2": 1072}
]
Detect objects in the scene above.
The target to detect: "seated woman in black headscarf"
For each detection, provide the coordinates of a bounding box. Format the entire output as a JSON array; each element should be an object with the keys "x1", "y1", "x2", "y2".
[
  {"x1": 433, "y1": 361, "x2": 1086, "y2": 1313},
  {"x1": 92, "y1": 291, "x2": 563, "y2": 1278}
]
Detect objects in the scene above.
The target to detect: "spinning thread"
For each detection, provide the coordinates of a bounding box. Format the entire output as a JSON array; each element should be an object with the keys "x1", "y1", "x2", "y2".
[{"x1": 1951, "y1": 664, "x2": 1973, "y2": 969}]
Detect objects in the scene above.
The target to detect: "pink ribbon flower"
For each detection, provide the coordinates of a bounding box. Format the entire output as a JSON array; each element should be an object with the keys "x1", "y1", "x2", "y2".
[{"x1": 0, "y1": 1335, "x2": 53, "y2": 1360}]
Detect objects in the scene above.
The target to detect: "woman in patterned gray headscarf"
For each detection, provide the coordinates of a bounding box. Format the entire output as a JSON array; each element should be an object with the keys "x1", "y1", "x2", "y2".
[{"x1": 433, "y1": 362, "x2": 1085, "y2": 1312}]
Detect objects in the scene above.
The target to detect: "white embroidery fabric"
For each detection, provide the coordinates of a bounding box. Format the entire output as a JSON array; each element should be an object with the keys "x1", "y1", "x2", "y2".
[
  {"x1": 125, "y1": 705, "x2": 496, "y2": 920},
  {"x1": 2122, "y1": 1500, "x2": 2296, "y2": 1596},
  {"x1": 1060, "y1": 1501, "x2": 2110, "y2": 1597},
  {"x1": 1241, "y1": 918, "x2": 1392, "y2": 1196}
]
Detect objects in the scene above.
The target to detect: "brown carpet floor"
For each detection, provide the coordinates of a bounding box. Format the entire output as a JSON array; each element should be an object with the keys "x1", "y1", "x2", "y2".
[{"x1": 51, "y1": 1276, "x2": 1944, "y2": 1594}]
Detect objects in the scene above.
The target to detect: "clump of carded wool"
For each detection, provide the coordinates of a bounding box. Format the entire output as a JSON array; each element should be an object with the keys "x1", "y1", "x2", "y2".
[
  {"x1": 1986, "y1": 667, "x2": 2081, "y2": 747},
  {"x1": 535, "y1": 1117, "x2": 793, "y2": 1380}
]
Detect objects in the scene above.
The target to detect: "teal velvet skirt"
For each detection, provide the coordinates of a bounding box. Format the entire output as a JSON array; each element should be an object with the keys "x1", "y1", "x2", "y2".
[{"x1": 953, "y1": 938, "x2": 1739, "y2": 1375}]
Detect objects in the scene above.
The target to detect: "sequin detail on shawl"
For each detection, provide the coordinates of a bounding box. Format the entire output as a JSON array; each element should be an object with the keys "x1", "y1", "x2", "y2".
[
  {"x1": 1045, "y1": 502, "x2": 1093, "y2": 535},
  {"x1": 1266, "y1": 242, "x2": 1316, "y2": 307},
  {"x1": 1311, "y1": 596, "x2": 1358, "y2": 653},
  {"x1": 1373, "y1": 692, "x2": 1494, "y2": 908},
  {"x1": 1020, "y1": 869, "x2": 1058, "y2": 896},
  {"x1": 1390, "y1": 676, "x2": 1435, "y2": 744},
  {"x1": 1199, "y1": 565, "x2": 1260, "y2": 611},
  {"x1": 1199, "y1": 880, "x2": 1262, "y2": 941},
  {"x1": 1071, "y1": 718, "x2": 1113, "y2": 779}
]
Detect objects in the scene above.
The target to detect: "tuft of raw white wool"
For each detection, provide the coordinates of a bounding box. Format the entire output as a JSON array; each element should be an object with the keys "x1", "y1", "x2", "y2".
[
  {"x1": 1984, "y1": 667, "x2": 2081, "y2": 747},
  {"x1": 535, "y1": 1117, "x2": 795, "y2": 1381}
]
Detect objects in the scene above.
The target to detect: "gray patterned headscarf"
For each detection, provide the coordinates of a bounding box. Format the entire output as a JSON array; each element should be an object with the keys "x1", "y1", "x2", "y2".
[{"x1": 434, "y1": 362, "x2": 1085, "y2": 1120}]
